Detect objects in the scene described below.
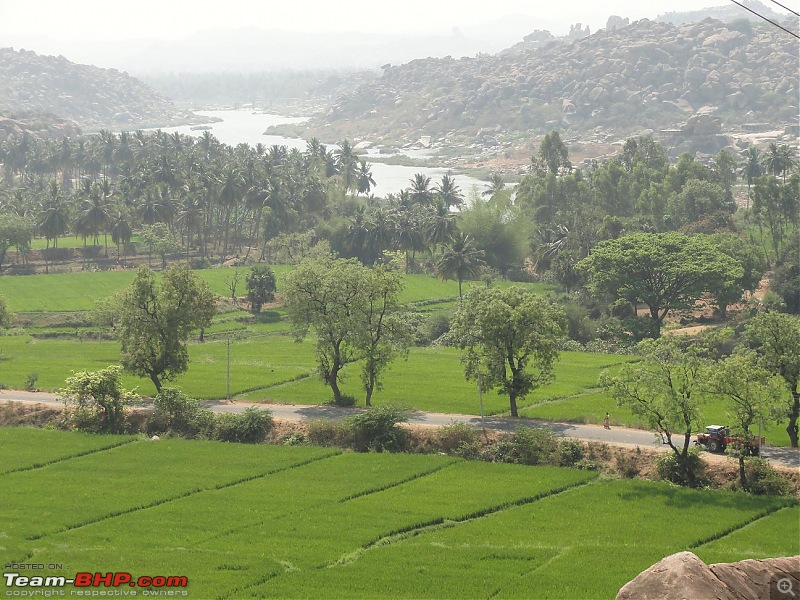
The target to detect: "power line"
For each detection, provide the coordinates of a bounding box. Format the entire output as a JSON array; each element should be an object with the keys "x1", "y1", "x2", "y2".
[
  {"x1": 729, "y1": 0, "x2": 800, "y2": 39},
  {"x1": 766, "y1": 0, "x2": 800, "y2": 19}
]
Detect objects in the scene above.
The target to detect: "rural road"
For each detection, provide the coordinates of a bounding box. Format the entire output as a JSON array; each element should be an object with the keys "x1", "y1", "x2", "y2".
[{"x1": 3, "y1": 389, "x2": 798, "y2": 469}]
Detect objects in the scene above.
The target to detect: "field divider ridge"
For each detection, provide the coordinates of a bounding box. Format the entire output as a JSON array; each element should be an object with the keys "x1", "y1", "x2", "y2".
[
  {"x1": 689, "y1": 500, "x2": 799, "y2": 549},
  {"x1": 25, "y1": 449, "x2": 341, "y2": 541},
  {"x1": 338, "y1": 458, "x2": 461, "y2": 502},
  {"x1": 327, "y1": 476, "x2": 599, "y2": 568},
  {"x1": 0, "y1": 436, "x2": 139, "y2": 476},
  {"x1": 486, "y1": 548, "x2": 567, "y2": 600}
]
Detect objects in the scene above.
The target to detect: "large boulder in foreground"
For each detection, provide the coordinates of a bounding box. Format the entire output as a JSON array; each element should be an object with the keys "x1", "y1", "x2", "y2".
[{"x1": 616, "y1": 551, "x2": 800, "y2": 600}]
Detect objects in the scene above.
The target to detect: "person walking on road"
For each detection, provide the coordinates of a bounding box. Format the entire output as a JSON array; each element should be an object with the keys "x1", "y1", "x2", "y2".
[{"x1": 604, "y1": 412, "x2": 611, "y2": 430}]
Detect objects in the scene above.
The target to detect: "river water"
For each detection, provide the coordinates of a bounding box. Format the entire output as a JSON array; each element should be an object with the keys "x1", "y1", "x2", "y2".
[{"x1": 151, "y1": 110, "x2": 488, "y2": 198}]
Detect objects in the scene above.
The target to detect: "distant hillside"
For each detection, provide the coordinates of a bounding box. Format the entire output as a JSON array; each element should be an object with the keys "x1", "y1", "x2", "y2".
[
  {"x1": 0, "y1": 47, "x2": 194, "y2": 134},
  {"x1": 293, "y1": 18, "x2": 798, "y2": 150},
  {"x1": 656, "y1": 0, "x2": 789, "y2": 25}
]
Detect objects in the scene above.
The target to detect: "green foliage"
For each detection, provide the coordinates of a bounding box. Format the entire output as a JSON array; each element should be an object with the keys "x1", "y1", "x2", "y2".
[
  {"x1": 60, "y1": 365, "x2": 138, "y2": 434},
  {"x1": 24, "y1": 372, "x2": 38, "y2": 392},
  {"x1": 345, "y1": 405, "x2": 409, "y2": 452},
  {"x1": 213, "y1": 407, "x2": 273, "y2": 444},
  {"x1": 578, "y1": 232, "x2": 742, "y2": 332},
  {"x1": 452, "y1": 286, "x2": 566, "y2": 417},
  {"x1": 507, "y1": 426, "x2": 559, "y2": 465},
  {"x1": 602, "y1": 336, "x2": 706, "y2": 483},
  {"x1": 435, "y1": 421, "x2": 480, "y2": 456},
  {"x1": 0, "y1": 212, "x2": 34, "y2": 269},
  {"x1": 139, "y1": 223, "x2": 181, "y2": 269},
  {"x1": 245, "y1": 264, "x2": 276, "y2": 313},
  {"x1": 654, "y1": 451, "x2": 707, "y2": 487},
  {"x1": 104, "y1": 265, "x2": 216, "y2": 392},
  {"x1": 740, "y1": 458, "x2": 790, "y2": 496},
  {"x1": 0, "y1": 295, "x2": 10, "y2": 330},
  {"x1": 147, "y1": 387, "x2": 214, "y2": 439}
]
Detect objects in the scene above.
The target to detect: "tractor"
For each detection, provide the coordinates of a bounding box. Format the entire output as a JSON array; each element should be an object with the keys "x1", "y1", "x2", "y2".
[{"x1": 695, "y1": 425, "x2": 763, "y2": 455}]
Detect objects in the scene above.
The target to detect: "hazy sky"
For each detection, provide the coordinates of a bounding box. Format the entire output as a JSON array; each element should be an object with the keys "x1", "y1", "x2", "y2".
[{"x1": 0, "y1": 0, "x2": 769, "y2": 41}]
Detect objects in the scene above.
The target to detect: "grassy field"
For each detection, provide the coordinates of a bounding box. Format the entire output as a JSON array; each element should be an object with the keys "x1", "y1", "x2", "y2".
[{"x1": 1, "y1": 429, "x2": 796, "y2": 599}]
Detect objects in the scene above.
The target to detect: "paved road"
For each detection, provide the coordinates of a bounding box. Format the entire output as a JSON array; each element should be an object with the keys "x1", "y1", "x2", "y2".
[{"x1": 3, "y1": 389, "x2": 798, "y2": 468}]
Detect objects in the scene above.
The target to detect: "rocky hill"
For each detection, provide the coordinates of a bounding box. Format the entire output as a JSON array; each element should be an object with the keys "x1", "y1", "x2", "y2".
[
  {"x1": 0, "y1": 47, "x2": 194, "y2": 134},
  {"x1": 296, "y1": 17, "x2": 798, "y2": 152}
]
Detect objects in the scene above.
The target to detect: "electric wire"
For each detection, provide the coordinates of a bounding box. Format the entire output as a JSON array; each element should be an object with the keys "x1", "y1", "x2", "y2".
[{"x1": 728, "y1": 0, "x2": 800, "y2": 39}]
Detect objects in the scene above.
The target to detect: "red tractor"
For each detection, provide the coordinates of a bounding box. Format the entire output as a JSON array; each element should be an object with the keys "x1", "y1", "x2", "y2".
[{"x1": 695, "y1": 425, "x2": 763, "y2": 455}]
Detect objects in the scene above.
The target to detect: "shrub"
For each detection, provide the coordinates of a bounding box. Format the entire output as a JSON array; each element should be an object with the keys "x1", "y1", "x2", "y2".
[
  {"x1": 508, "y1": 427, "x2": 559, "y2": 465},
  {"x1": 61, "y1": 366, "x2": 137, "y2": 434},
  {"x1": 744, "y1": 458, "x2": 790, "y2": 496},
  {"x1": 436, "y1": 422, "x2": 480, "y2": 454},
  {"x1": 147, "y1": 387, "x2": 214, "y2": 439},
  {"x1": 306, "y1": 419, "x2": 352, "y2": 447},
  {"x1": 556, "y1": 439, "x2": 585, "y2": 467},
  {"x1": 426, "y1": 313, "x2": 451, "y2": 342},
  {"x1": 246, "y1": 265, "x2": 277, "y2": 313},
  {"x1": 332, "y1": 394, "x2": 356, "y2": 408},
  {"x1": 214, "y1": 407, "x2": 273, "y2": 443},
  {"x1": 25, "y1": 373, "x2": 39, "y2": 392},
  {"x1": 655, "y1": 451, "x2": 707, "y2": 487},
  {"x1": 346, "y1": 405, "x2": 409, "y2": 452}
]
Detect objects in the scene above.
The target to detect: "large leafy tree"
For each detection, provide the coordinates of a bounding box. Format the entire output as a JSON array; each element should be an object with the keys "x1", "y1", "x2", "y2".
[
  {"x1": 601, "y1": 337, "x2": 706, "y2": 487},
  {"x1": 452, "y1": 287, "x2": 565, "y2": 417},
  {"x1": 704, "y1": 349, "x2": 789, "y2": 489},
  {"x1": 578, "y1": 232, "x2": 741, "y2": 335},
  {"x1": 745, "y1": 313, "x2": 800, "y2": 447},
  {"x1": 284, "y1": 256, "x2": 410, "y2": 406},
  {"x1": 101, "y1": 265, "x2": 216, "y2": 393}
]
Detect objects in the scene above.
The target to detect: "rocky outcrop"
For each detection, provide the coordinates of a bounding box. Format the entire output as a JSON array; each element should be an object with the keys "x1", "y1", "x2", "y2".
[
  {"x1": 616, "y1": 551, "x2": 800, "y2": 600},
  {"x1": 311, "y1": 17, "x2": 798, "y2": 146},
  {"x1": 0, "y1": 47, "x2": 190, "y2": 132}
]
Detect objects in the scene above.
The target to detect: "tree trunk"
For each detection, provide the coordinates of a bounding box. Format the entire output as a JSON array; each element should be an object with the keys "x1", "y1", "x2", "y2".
[
  {"x1": 738, "y1": 453, "x2": 748, "y2": 490},
  {"x1": 149, "y1": 373, "x2": 162, "y2": 394},
  {"x1": 788, "y1": 391, "x2": 799, "y2": 447},
  {"x1": 509, "y1": 390, "x2": 518, "y2": 417},
  {"x1": 365, "y1": 378, "x2": 374, "y2": 407}
]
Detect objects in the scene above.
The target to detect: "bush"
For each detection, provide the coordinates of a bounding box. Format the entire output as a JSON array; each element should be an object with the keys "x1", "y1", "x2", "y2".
[
  {"x1": 61, "y1": 366, "x2": 137, "y2": 434},
  {"x1": 655, "y1": 451, "x2": 707, "y2": 487},
  {"x1": 556, "y1": 439, "x2": 585, "y2": 467},
  {"x1": 332, "y1": 394, "x2": 356, "y2": 408},
  {"x1": 213, "y1": 407, "x2": 273, "y2": 443},
  {"x1": 25, "y1": 373, "x2": 39, "y2": 392},
  {"x1": 306, "y1": 419, "x2": 352, "y2": 447},
  {"x1": 508, "y1": 427, "x2": 559, "y2": 465},
  {"x1": 436, "y1": 422, "x2": 480, "y2": 455},
  {"x1": 426, "y1": 314, "x2": 451, "y2": 342},
  {"x1": 346, "y1": 405, "x2": 409, "y2": 452},
  {"x1": 246, "y1": 265, "x2": 277, "y2": 313},
  {"x1": 147, "y1": 388, "x2": 214, "y2": 439},
  {"x1": 744, "y1": 458, "x2": 790, "y2": 496}
]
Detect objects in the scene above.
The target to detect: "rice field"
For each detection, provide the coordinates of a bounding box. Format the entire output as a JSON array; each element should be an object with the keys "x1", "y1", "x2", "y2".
[{"x1": 1, "y1": 429, "x2": 796, "y2": 599}]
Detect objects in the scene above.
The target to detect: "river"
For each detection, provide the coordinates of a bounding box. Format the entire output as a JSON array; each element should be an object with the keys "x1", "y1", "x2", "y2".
[{"x1": 150, "y1": 110, "x2": 488, "y2": 198}]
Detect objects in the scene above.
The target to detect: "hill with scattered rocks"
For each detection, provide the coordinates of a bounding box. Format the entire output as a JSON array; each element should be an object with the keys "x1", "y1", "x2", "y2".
[
  {"x1": 0, "y1": 47, "x2": 196, "y2": 135},
  {"x1": 293, "y1": 17, "x2": 798, "y2": 154}
]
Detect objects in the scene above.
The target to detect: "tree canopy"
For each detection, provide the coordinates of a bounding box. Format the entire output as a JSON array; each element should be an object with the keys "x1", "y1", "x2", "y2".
[
  {"x1": 101, "y1": 265, "x2": 216, "y2": 392},
  {"x1": 452, "y1": 286, "x2": 565, "y2": 417}
]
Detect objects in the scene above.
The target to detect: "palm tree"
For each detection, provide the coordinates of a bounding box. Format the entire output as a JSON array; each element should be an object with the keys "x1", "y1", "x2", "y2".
[
  {"x1": 482, "y1": 173, "x2": 506, "y2": 198},
  {"x1": 434, "y1": 174, "x2": 464, "y2": 209},
  {"x1": 426, "y1": 199, "x2": 457, "y2": 252},
  {"x1": 762, "y1": 143, "x2": 798, "y2": 183},
  {"x1": 334, "y1": 139, "x2": 358, "y2": 193},
  {"x1": 78, "y1": 182, "x2": 110, "y2": 248},
  {"x1": 110, "y1": 207, "x2": 133, "y2": 263},
  {"x1": 409, "y1": 173, "x2": 433, "y2": 206},
  {"x1": 436, "y1": 233, "x2": 485, "y2": 304},
  {"x1": 741, "y1": 147, "x2": 762, "y2": 209},
  {"x1": 38, "y1": 182, "x2": 70, "y2": 249},
  {"x1": 356, "y1": 160, "x2": 376, "y2": 196}
]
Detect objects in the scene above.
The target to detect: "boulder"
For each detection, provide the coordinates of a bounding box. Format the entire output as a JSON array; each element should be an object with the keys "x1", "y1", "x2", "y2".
[{"x1": 617, "y1": 551, "x2": 800, "y2": 600}]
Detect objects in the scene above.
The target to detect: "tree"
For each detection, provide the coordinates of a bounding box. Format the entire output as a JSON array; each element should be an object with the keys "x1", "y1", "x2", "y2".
[
  {"x1": 140, "y1": 222, "x2": 181, "y2": 269},
  {"x1": 0, "y1": 295, "x2": 11, "y2": 330},
  {"x1": 0, "y1": 213, "x2": 34, "y2": 272},
  {"x1": 535, "y1": 131, "x2": 571, "y2": 175},
  {"x1": 709, "y1": 233, "x2": 766, "y2": 317},
  {"x1": 354, "y1": 267, "x2": 411, "y2": 406},
  {"x1": 102, "y1": 265, "x2": 216, "y2": 393},
  {"x1": 284, "y1": 257, "x2": 364, "y2": 404},
  {"x1": 451, "y1": 287, "x2": 566, "y2": 417},
  {"x1": 284, "y1": 256, "x2": 410, "y2": 406},
  {"x1": 435, "y1": 233, "x2": 485, "y2": 304},
  {"x1": 601, "y1": 337, "x2": 706, "y2": 487},
  {"x1": 60, "y1": 365, "x2": 138, "y2": 433},
  {"x1": 245, "y1": 264, "x2": 277, "y2": 313},
  {"x1": 434, "y1": 174, "x2": 464, "y2": 209},
  {"x1": 356, "y1": 160, "x2": 376, "y2": 196},
  {"x1": 704, "y1": 349, "x2": 789, "y2": 489},
  {"x1": 745, "y1": 313, "x2": 800, "y2": 447},
  {"x1": 578, "y1": 232, "x2": 741, "y2": 335}
]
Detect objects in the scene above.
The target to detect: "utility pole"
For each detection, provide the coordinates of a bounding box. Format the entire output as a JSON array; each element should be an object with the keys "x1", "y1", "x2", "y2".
[
  {"x1": 226, "y1": 337, "x2": 231, "y2": 401},
  {"x1": 477, "y1": 370, "x2": 485, "y2": 430}
]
